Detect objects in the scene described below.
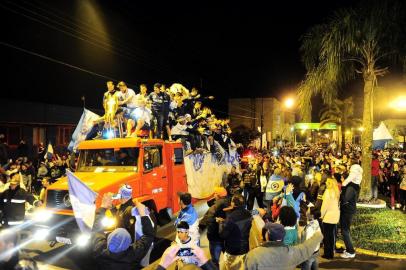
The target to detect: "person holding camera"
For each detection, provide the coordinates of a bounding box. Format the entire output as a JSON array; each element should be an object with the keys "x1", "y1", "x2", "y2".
[
  {"x1": 91, "y1": 194, "x2": 155, "y2": 270},
  {"x1": 173, "y1": 221, "x2": 199, "y2": 269}
]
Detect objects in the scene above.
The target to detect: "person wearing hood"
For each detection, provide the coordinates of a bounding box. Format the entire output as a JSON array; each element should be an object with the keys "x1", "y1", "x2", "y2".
[
  {"x1": 92, "y1": 193, "x2": 154, "y2": 270},
  {"x1": 339, "y1": 158, "x2": 362, "y2": 259}
]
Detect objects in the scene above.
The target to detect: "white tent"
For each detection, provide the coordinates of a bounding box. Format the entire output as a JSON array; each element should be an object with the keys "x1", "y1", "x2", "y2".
[{"x1": 373, "y1": 122, "x2": 393, "y2": 141}]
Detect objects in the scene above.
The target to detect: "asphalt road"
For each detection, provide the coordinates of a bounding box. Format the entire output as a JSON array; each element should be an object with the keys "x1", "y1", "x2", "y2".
[{"x1": 20, "y1": 202, "x2": 405, "y2": 270}]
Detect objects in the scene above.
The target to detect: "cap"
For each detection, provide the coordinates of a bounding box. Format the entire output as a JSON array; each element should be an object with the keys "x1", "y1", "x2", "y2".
[
  {"x1": 107, "y1": 228, "x2": 131, "y2": 253},
  {"x1": 113, "y1": 184, "x2": 133, "y2": 200},
  {"x1": 213, "y1": 187, "x2": 227, "y2": 197},
  {"x1": 264, "y1": 223, "x2": 286, "y2": 241},
  {"x1": 177, "y1": 192, "x2": 192, "y2": 205}
]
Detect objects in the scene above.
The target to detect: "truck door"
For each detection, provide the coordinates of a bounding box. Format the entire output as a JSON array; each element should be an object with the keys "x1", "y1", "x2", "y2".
[
  {"x1": 168, "y1": 145, "x2": 188, "y2": 213},
  {"x1": 142, "y1": 145, "x2": 168, "y2": 211}
]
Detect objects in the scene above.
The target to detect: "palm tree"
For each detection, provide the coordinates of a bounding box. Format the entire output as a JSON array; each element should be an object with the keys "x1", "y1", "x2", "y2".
[
  {"x1": 297, "y1": 0, "x2": 406, "y2": 200},
  {"x1": 319, "y1": 97, "x2": 361, "y2": 151}
]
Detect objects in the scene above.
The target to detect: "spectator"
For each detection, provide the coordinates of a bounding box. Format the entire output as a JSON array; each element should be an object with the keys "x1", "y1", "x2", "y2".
[
  {"x1": 199, "y1": 187, "x2": 229, "y2": 268},
  {"x1": 0, "y1": 172, "x2": 34, "y2": 227},
  {"x1": 320, "y1": 177, "x2": 340, "y2": 259},
  {"x1": 91, "y1": 194, "x2": 154, "y2": 270},
  {"x1": 175, "y1": 192, "x2": 200, "y2": 245},
  {"x1": 218, "y1": 194, "x2": 252, "y2": 270},
  {"x1": 174, "y1": 221, "x2": 199, "y2": 268},
  {"x1": 109, "y1": 185, "x2": 136, "y2": 241},
  {"x1": 149, "y1": 83, "x2": 164, "y2": 139},
  {"x1": 39, "y1": 177, "x2": 51, "y2": 203},
  {"x1": 371, "y1": 153, "x2": 380, "y2": 202},
  {"x1": 244, "y1": 223, "x2": 323, "y2": 270},
  {"x1": 339, "y1": 159, "x2": 362, "y2": 259},
  {"x1": 226, "y1": 166, "x2": 242, "y2": 196},
  {"x1": 278, "y1": 206, "x2": 298, "y2": 246}
]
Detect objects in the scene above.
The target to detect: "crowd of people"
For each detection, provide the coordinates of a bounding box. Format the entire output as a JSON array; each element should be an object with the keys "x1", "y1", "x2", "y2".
[{"x1": 89, "y1": 81, "x2": 234, "y2": 154}]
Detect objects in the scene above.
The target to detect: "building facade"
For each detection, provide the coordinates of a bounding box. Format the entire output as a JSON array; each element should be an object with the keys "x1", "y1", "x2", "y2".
[{"x1": 228, "y1": 98, "x2": 296, "y2": 146}]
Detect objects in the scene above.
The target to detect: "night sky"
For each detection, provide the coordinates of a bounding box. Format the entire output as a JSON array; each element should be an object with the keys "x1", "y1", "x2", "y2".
[{"x1": 0, "y1": 0, "x2": 359, "y2": 116}]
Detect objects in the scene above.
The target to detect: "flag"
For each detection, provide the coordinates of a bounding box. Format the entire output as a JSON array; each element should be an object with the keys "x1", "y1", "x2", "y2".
[
  {"x1": 44, "y1": 142, "x2": 54, "y2": 160},
  {"x1": 66, "y1": 170, "x2": 98, "y2": 233},
  {"x1": 68, "y1": 109, "x2": 100, "y2": 152}
]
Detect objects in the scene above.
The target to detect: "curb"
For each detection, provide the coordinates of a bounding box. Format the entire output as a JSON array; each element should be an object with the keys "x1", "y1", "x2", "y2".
[
  {"x1": 356, "y1": 199, "x2": 387, "y2": 209},
  {"x1": 336, "y1": 241, "x2": 406, "y2": 259}
]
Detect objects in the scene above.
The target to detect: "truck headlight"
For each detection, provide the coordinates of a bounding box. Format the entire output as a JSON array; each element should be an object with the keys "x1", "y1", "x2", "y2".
[
  {"x1": 33, "y1": 210, "x2": 52, "y2": 222},
  {"x1": 101, "y1": 216, "x2": 116, "y2": 228},
  {"x1": 34, "y1": 229, "x2": 49, "y2": 240},
  {"x1": 76, "y1": 234, "x2": 91, "y2": 247}
]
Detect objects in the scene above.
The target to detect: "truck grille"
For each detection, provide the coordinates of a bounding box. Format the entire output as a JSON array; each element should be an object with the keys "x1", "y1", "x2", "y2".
[{"x1": 46, "y1": 190, "x2": 72, "y2": 210}]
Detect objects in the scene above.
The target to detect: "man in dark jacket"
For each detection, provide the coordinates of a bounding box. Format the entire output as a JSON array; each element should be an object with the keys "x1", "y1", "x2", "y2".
[
  {"x1": 199, "y1": 187, "x2": 230, "y2": 268},
  {"x1": 218, "y1": 194, "x2": 252, "y2": 270},
  {"x1": 109, "y1": 184, "x2": 136, "y2": 241},
  {"x1": 91, "y1": 193, "x2": 155, "y2": 270},
  {"x1": 339, "y1": 181, "x2": 360, "y2": 259},
  {"x1": 0, "y1": 172, "x2": 34, "y2": 227}
]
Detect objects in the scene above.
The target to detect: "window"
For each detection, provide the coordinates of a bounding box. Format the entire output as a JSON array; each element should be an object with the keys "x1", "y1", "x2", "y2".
[
  {"x1": 76, "y1": 147, "x2": 139, "y2": 172},
  {"x1": 144, "y1": 146, "x2": 162, "y2": 170},
  {"x1": 57, "y1": 126, "x2": 74, "y2": 145},
  {"x1": 174, "y1": 148, "x2": 184, "y2": 165}
]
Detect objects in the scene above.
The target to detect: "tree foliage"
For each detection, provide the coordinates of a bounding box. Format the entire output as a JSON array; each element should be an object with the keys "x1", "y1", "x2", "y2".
[
  {"x1": 297, "y1": 0, "x2": 406, "y2": 200},
  {"x1": 231, "y1": 125, "x2": 261, "y2": 148}
]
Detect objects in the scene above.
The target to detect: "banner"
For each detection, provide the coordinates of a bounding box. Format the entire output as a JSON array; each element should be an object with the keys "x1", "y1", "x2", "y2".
[
  {"x1": 68, "y1": 109, "x2": 100, "y2": 152},
  {"x1": 66, "y1": 170, "x2": 98, "y2": 233},
  {"x1": 44, "y1": 142, "x2": 54, "y2": 160},
  {"x1": 184, "y1": 145, "x2": 240, "y2": 199}
]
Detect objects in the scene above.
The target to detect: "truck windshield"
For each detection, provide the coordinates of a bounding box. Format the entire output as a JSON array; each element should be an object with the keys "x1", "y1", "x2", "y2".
[{"x1": 76, "y1": 147, "x2": 139, "y2": 172}]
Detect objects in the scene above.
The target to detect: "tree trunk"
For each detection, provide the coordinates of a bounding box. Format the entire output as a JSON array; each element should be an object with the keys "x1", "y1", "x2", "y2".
[
  {"x1": 360, "y1": 76, "x2": 374, "y2": 201},
  {"x1": 341, "y1": 127, "x2": 346, "y2": 153},
  {"x1": 337, "y1": 125, "x2": 342, "y2": 152}
]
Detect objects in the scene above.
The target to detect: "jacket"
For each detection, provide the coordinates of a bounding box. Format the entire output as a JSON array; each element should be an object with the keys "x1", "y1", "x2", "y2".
[
  {"x1": 200, "y1": 197, "x2": 229, "y2": 242},
  {"x1": 340, "y1": 182, "x2": 360, "y2": 214},
  {"x1": 320, "y1": 189, "x2": 340, "y2": 224},
  {"x1": 110, "y1": 199, "x2": 136, "y2": 241},
  {"x1": 244, "y1": 231, "x2": 323, "y2": 270},
  {"x1": 0, "y1": 186, "x2": 34, "y2": 225},
  {"x1": 219, "y1": 206, "x2": 252, "y2": 255},
  {"x1": 92, "y1": 208, "x2": 155, "y2": 270}
]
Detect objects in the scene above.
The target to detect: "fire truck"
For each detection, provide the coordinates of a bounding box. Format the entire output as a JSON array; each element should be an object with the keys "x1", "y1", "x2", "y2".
[{"x1": 32, "y1": 138, "x2": 190, "y2": 246}]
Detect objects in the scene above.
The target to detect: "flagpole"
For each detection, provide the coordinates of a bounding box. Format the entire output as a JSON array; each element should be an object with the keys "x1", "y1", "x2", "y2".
[{"x1": 81, "y1": 96, "x2": 86, "y2": 109}]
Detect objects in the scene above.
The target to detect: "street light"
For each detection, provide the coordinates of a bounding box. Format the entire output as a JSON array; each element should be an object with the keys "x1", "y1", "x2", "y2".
[
  {"x1": 284, "y1": 98, "x2": 294, "y2": 109},
  {"x1": 389, "y1": 96, "x2": 406, "y2": 111}
]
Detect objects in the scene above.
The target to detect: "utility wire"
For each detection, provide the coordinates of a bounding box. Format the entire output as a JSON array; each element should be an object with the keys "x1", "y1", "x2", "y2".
[
  {"x1": 14, "y1": 0, "x2": 155, "y2": 66},
  {"x1": 0, "y1": 41, "x2": 137, "y2": 86},
  {"x1": 211, "y1": 108, "x2": 258, "y2": 120},
  {"x1": 0, "y1": 2, "x2": 168, "y2": 74}
]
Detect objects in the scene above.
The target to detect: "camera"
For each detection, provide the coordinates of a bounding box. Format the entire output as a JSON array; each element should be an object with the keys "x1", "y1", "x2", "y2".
[
  {"x1": 250, "y1": 209, "x2": 260, "y2": 216},
  {"x1": 177, "y1": 248, "x2": 194, "y2": 257}
]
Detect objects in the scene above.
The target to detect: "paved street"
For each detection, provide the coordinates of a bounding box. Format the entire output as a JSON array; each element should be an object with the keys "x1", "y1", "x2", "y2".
[{"x1": 21, "y1": 201, "x2": 405, "y2": 270}]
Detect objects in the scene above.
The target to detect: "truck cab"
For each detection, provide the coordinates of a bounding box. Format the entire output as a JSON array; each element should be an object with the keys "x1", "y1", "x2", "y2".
[{"x1": 34, "y1": 138, "x2": 188, "y2": 246}]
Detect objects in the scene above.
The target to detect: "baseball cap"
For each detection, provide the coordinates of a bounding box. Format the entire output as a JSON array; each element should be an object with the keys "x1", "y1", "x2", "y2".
[
  {"x1": 213, "y1": 187, "x2": 227, "y2": 197},
  {"x1": 112, "y1": 184, "x2": 133, "y2": 200},
  {"x1": 264, "y1": 223, "x2": 286, "y2": 241}
]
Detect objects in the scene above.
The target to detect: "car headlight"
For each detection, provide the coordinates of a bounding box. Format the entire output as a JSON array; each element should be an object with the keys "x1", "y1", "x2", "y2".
[
  {"x1": 76, "y1": 234, "x2": 91, "y2": 247},
  {"x1": 33, "y1": 210, "x2": 52, "y2": 222},
  {"x1": 101, "y1": 216, "x2": 116, "y2": 228},
  {"x1": 34, "y1": 229, "x2": 49, "y2": 240}
]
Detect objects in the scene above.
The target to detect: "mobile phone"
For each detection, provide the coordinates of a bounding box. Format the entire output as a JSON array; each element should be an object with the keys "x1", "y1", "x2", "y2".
[
  {"x1": 251, "y1": 209, "x2": 260, "y2": 216},
  {"x1": 177, "y1": 248, "x2": 194, "y2": 257}
]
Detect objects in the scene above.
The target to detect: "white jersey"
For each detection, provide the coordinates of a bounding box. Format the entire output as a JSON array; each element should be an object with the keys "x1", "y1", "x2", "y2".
[{"x1": 117, "y1": 88, "x2": 137, "y2": 108}]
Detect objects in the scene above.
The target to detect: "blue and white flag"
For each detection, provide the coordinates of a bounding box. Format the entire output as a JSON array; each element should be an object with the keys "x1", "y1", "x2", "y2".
[
  {"x1": 44, "y1": 142, "x2": 54, "y2": 160},
  {"x1": 67, "y1": 170, "x2": 98, "y2": 233},
  {"x1": 68, "y1": 109, "x2": 100, "y2": 152}
]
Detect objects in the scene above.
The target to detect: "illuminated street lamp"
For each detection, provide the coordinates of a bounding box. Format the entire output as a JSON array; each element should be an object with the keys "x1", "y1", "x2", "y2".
[
  {"x1": 390, "y1": 96, "x2": 406, "y2": 111},
  {"x1": 284, "y1": 98, "x2": 295, "y2": 109}
]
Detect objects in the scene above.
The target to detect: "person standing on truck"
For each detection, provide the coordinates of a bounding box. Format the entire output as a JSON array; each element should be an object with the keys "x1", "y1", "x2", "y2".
[
  {"x1": 110, "y1": 184, "x2": 137, "y2": 241},
  {"x1": 175, "y1": 192, "x2": 200, "y2": 246},
  {"x1": 0, "y1": 172, "x2": 34, "y2": 227},
  {"x1": 148, "y1": 83, "x2": 164, "y2": 139},
  {"x1": 92, "y1": 194, "x2": 155, "y2": 270}
]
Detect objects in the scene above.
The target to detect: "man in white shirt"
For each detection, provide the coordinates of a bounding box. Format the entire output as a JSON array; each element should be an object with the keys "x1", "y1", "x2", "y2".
[{"x1": 117, "y1": 81, "x2": 137, "y2": 110}]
